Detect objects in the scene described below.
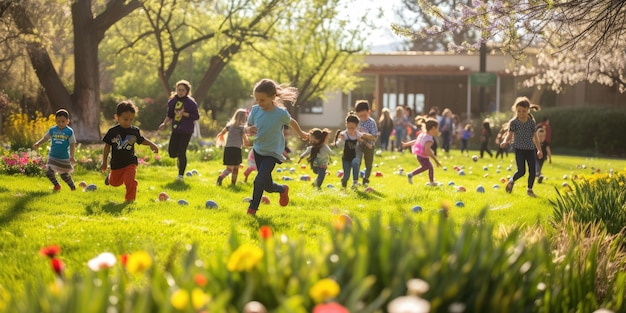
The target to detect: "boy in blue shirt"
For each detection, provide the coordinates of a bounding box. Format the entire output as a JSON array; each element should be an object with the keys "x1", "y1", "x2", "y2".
[
  {"x1": 33, "y1": 109, "x2": 77, "y2": 191},
  {"x1": 354, "y1": 100, "x2": 378, "y2": 187}
]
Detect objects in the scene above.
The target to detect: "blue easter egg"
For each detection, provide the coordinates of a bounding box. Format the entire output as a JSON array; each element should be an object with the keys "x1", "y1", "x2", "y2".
[
  {"x1": 191, "y1": 169, "x2": 199, "y2": 175},
  {"x1": 412, "y1": 205, "x2": 423, "y2": 213},
  {"x1": 276, "y1": 168, "x2": 282, "y2": 173},
  {"x1": 85, "y1": 184, "x2": 97, "y2": 191},
  {"x1": 185, "y1": 171, "x2": 192, "y2": 177},
  {"x1": 205, "y1": 200, "x2": 218, "y2": 208},
  {"x1": 455, "y1": 201, "x2": 464, "y2": 207},
  {"x1": 177, "y1": 199, "x2": 189, "y2": 205},
  {"x1": 443, "y1": 166, "x2": 448, "y2": 171},
  {"x1": 476, "y1": 185, "x2": 485, "y2": 193},
  {"x1": 493, "y1": 184, "x2": 500, "y2": 189},
  {"x1": 448, "y1": 181, "x2": 455, "y2": 186},
  {"x1": 326, "y1": 184, "x2": 335, "y2": 189},
  {"x1": 458, "y1": 170, "x2": 465, "y2": 176}
]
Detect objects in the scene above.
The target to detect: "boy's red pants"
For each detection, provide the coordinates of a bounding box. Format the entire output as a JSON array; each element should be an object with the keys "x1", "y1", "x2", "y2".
[{"x1": 109, "y1": 164, "x2": 138, "y2": 201}]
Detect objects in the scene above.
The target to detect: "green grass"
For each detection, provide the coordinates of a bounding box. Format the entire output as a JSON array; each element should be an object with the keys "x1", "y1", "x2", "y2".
[{"x1": 1, "y1": 147, "x2": 625, "y2": 295}]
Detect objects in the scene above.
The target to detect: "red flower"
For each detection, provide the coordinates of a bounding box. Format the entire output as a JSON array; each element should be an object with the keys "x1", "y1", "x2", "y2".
[
  {"x1": 51, "y1": 258, "x2": 64, "y2": 275},
  {"x1": 313, "y1": 302, "x2": 349, "y2": 313},
  {"x1": 40, "y1": 245, "x2": 61, "y2": 258},
  {"x1": 259, "y1": 226, "x2": 273, "y2": 239},
  {"x1": 120, "y1": 253, "x2": 129, "y2": 266},
  {"x1": 194, "y1": 273, "x2": 208, "y2": 287}
]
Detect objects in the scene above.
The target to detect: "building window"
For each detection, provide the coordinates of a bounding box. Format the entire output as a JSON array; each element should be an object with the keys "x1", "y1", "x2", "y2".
[{"x1": 301, "y1": 98, "x2": 324, "y2": 114}]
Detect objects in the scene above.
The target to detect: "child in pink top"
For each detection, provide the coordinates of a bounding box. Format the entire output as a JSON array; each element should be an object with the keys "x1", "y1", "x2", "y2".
[{"x1": 402, "y1": 118, "x2": 442, "y2": 186}]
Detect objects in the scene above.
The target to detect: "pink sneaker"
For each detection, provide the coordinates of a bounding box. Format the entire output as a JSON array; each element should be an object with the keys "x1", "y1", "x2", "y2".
[
  {"x1": 247, "y1": 208, "x2": 257, "y2": 216},
  {"x1": 53, "y1": 184, "x2": 61, "y2": 191},
  {"x1": 279, "y1": 185, "x2": 289, "y2": 206}
]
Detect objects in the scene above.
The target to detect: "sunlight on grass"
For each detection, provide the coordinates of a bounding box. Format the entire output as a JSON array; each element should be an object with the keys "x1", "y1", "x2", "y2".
[{"x1": 0, "y1": 149, "x2": 624, "y2": 294}]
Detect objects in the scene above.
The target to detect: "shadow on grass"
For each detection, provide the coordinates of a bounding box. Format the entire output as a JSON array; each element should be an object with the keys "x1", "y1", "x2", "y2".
[
  {"x1": 85, "y1": 201, "x2": 133, "y2": 215},
  {"x1": 163, "y1": 180, "x2": 191, "y2": 191},
  {"x1": 354, "y1": 189, "x2": 386, "y2": 199},
  {"x1": 0, "y1": 190, "x2": 48, "y2": 227}
]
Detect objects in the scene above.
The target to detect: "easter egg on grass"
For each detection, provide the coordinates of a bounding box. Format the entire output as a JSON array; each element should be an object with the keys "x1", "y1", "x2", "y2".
[
  {"x1": 158, "y1": 192, "x2": 169, "y2": 201},
  {"x1": 177, "y1": 199, "x2": 189, "y2": 205},
  {"x1": 456, "y1": 186, "x2": 466, "y2": 192},
  {"x1": 364, "y1": 186, "x2": 374, "y2": 193},
  {"x1": 205, "y1": 200, "x2": 218, "y2": 208},
  {"x1": 78, "y1": 181, "x2": 88, "y2": 188},
  {"x1": 85, "y1": 184, "x2": 97, "y2": 191},
  {"x1": 476, "y1": 185, "x2": 485, "y2": 193},
  {"x1": 455, "y1": 201, "x2": 464, "y2": 207},
  {"x1": 412, "y1": 205, "x2": 423, "y2": 213},
  {"x1": 472, "y1": 155, "x2": 478, "y2": 162},
  {"x1": 261, "y1": 196, "x2": 270, "y2": 204}
]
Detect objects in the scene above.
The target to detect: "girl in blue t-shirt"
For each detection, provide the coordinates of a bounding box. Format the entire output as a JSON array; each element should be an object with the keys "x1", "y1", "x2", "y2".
[{"x1": 244, "y1": 79, "x2": 309, "y2": 216}]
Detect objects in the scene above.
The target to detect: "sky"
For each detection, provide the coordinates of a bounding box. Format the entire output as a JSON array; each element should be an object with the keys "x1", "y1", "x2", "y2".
[{"x1": 338, "y1": 0, "x2": 406, "y2": 52}]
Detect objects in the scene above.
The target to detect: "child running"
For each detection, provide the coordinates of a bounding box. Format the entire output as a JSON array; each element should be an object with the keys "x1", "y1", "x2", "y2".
[
  {"x1": 244, "y1": 78, "x2": 309, "y2": 216},
  {"x1": 354, "y1": 100, "x2": 378, "y2": 187},
  {"x1": 297, "y1": 128, "x2": 334, "y2": 189},
  {"x1": 101, "y1": 100, "x2": 159, "y2": 202},
  {"x1": 535, "y1": 126, "x2": 552, "y2": 183},
  {"x1": 494, "y1": 122, "x2": 509, "y2": 159},
  {"x1": 402, "y1": 118, "x2": 442, "y2": 186},
  {"x1": 500, "y1": 97, "x2": 543, "y2": 197},
  {"x1": 460, "y1": 123, "x2": 473, "y2": 155},
  {"x1": 243, "y1": 149, "x2": 257, "y2": 183},
  {"x1": 33, "y1": 109, "x2": 77, "y2": 191},
  {"x1": 216, "y1": 108, "x2": 249, "y2": 186},
  {"x1": 335, "y1": 113, "x2": 375, "y2": 189}
]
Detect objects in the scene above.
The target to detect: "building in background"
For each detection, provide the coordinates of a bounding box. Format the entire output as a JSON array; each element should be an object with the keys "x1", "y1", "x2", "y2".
[{"x1": 297, "y1": 51, "x2": 626, "y2": 129}]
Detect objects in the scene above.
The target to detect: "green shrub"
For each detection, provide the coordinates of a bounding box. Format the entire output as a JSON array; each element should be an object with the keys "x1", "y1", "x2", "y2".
[
  {"x1": 551, "y1": 171, "x2": 626, "y2": 235},
  {"x1": 2, "y1": 112, "x2": 54, "y2": 150},
  {"x1": 3, "y1": 212, "x2": 624, "y2": 312},
  {"x1": 534, "y1": 107, "x2": 626, "y2": 157}
]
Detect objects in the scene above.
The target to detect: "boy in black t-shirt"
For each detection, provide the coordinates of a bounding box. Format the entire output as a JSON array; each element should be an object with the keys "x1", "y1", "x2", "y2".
[{"x1": 101, "y1": 100, "x2": 159, "y2": 202}]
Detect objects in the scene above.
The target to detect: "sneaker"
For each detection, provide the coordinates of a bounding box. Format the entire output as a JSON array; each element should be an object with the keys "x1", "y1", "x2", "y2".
[
  {"x1": 407, "y1": 173, "x2": 413, "y2": 184},
  {"x1": 70, "y1": 185, "x2": 76, "y2": 191},
  {"x1": 247, "y1": 208, "x2": 257, "y2": 216},
  {"x1": 279, "y1": 185, "x2": 289, "y2": 206},
  {"x1": 363, "y1": 179, "x2": 369, "y2": 187},
  {"x1": 527, "y1": 190, "x2": 537, "y2": 198},
  {"x1": 177, "y1": 175, "x2": 184, "y2": 181},
  {"x1": 53, "y1": 184, "x2": 61, "y2": 191},
  {"x1": 216, "y1": 176, "x2": 223, "y2": 186},
  {"x1": 341, "y1": 181, "x2": 347, "y2": 188},
  {"x1": 427, "y1": 181, "x2": 439, "y2": 186},
  {"x1": 351, "y1": 181, "x2": 359, "y2": 189},
  {"x1": 505, "y1": 182, "x2": 514, "y2": 193},
  {"x1": 104, "y1": 175, "x2": 110, "y2": 186},
  {"x1": 537, "y1": 175, "x2": 544, "y2": 184}
]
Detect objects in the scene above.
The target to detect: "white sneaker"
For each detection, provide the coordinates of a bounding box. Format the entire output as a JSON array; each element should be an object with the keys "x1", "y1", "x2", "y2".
[{"x1": 177, "y1": 175, "x2": 184, "y2": 181}]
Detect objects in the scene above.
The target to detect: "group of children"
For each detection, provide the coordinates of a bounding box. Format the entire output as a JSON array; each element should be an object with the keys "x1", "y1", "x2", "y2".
[{"x1": 34, "y1": 76, "x2": 551, "y2": 215}]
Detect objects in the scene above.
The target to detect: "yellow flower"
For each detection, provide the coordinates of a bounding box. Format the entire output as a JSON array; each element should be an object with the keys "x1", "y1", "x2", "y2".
[
  {"x1": 126, "y1": 251, "x2": 152, "y2": 275},
  {"x1": 227, "y1": 244, "x2": 263, "y2": 272},
  {"x1": 170, "y1": 289, "x2": 189, "y2": 310},
  {"x1": 191, "y1": 288, "x2": 209, "y2": 309},
  {"x1": 309, "y1": 278, "x2": 340, "y2": 303}
]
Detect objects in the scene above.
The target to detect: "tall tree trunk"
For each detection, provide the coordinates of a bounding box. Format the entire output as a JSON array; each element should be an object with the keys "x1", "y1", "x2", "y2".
[{"x1": 71, "y1": 0, "x2": 105, "y2": 142}]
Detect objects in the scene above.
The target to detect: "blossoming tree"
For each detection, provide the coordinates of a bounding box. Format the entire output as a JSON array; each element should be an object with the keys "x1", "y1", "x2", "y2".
[{"x1": 393, "y1": 0, "x2": 626, "y2": 93}]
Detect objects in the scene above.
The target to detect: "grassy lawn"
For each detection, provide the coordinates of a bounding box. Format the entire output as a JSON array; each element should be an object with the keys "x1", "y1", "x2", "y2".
[{"x1": 1, "y1": 146, "x2": 625, "y2": 294}]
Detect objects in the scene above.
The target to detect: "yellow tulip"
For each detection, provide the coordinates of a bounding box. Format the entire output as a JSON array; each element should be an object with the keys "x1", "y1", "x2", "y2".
[
  {"x1": 126, "y1": 251, "x2": 152, "y2": 274},
  {"x1": 226, "y1": 244, "x2": 263, "y2": 272},
  {"x1": 309, "y1": 278, "x2": 340, "y2": 303},
  {"x1": 170, "y1": 289, "x2": 189, "y2": 310}
]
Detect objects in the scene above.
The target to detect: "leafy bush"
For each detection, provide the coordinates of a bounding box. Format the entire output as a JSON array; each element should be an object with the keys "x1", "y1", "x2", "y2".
[
  {"x1": 2, "y1": 213, "x2": 624, "y2": 312},
  {"x1": 0, "y1": 150, "x2": 45, "y2": 176},
  {"x1": 2, "y1": 112, "x2": 54, "y2": 150},
  {"x1": 551, "y1": 171, "x2": 626, "y2": 235},
  {"x1": 534, "y1": 107, "x2": 626, "y2": 157}
]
